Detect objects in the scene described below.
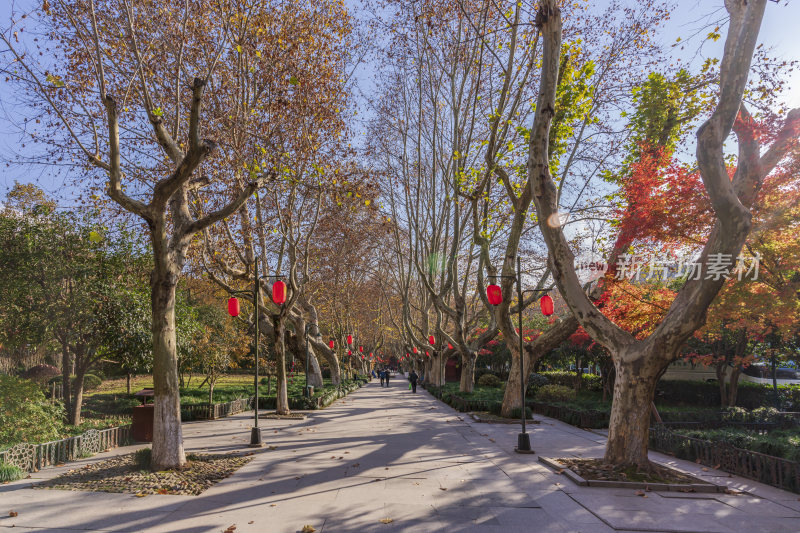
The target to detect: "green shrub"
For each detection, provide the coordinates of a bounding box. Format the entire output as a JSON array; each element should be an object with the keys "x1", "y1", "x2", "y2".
[
  {"x1": 474, "y1": 369, "x2": 500, "y2": 383},
  {"x1": 0, "y1": 375, "x2": 64, "y2": 448},
  {"x1": 527, "y1": 373, "x2": 549, "y2": 396},
  {"x1": 133, "y1": 447, "x2": 151, "y2": 469},
  {"x1": 536, "y1": 384, "x2": 576, "y2": 403},
  {"x1": 82, "y1": 374, "x2": 102, "y2": 391},
  {"x1": 0, "y1": 461, "x2": 24, "y2": 482},
  {"x1": 477, "y1": 374, "x2": 502, "y2": 388},
  {"x1": 539, "y1": 371, "x2": 601, "y2": 392},
  {"x1": 46, "y1": 373, "x2": 103, "y2": 392}
]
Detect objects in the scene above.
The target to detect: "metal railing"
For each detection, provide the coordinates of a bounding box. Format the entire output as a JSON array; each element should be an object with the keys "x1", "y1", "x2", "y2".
[
  {"x1": 180, "y1": 397, "x2": 253, "y2": 420},
  {"x1": 649, "y1": 424, "x2": 800, "y2": 493},
  {"x1": 0, "y1": 425, "x2": 131, "y2": 473}
]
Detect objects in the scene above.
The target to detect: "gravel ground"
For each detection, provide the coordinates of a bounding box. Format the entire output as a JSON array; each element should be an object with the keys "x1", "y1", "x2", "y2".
[{"x1": 34, "y1": 451, "x2": 253, "y2": 496}]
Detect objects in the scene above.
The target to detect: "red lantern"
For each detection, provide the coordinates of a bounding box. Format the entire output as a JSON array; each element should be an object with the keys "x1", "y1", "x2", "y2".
[
  {"x1": 406, "y1": 353, "x2": 409, "y2": 357},
  {"x1": 428, "y1": 335, "x2": 435, "y2": 345},
  {"x1": 369, "y1": 352, "x2": 373, "y2": 358},
  {"x1": 425, "y1": 351, "x2": 429, "y2": 357},
  {"x1": 448, "y1": 343, "x2": 453, "y2": 350},
  {"x1": 272, "y1": 280, "x2": 287, "y2": 305},
  {"x1": 413, "y1": 347, "x2": 418, "y2": 354},
  {"x1": 540, "y1": 294, "x2": 554, "y2": 316},
  {"x1": 227, "y1": 297, "x2": 240, "y2": 317},
  {"x1": 487, "y1": 284, "x2": 502, "y2": 305},
  {"x1": 348, "y1": 349, "x2": 352, "y2": 355},
  {"x1": 328, "y1": 340, "x2": 335, "y2": 349},
  {"x1": 347, "y1": 334, "x2": 353, "y2": 345},
  {"x1": 359, "y1": 346, "x2": 363, "y2": 353}
]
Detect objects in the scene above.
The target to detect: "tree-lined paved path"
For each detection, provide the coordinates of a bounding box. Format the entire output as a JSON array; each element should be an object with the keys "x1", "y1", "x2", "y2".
[{"x1": 3, "y1": 380, "x2": 800, "y2": 532}]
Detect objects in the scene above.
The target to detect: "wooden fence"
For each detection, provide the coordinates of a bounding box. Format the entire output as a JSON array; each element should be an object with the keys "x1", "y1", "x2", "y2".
[
  {"x1": 0, "y1": 425, "x2": 131, "y2": 473},
  {"x1": 649, "y1": 424, "x2": 800, "y2": 493}
]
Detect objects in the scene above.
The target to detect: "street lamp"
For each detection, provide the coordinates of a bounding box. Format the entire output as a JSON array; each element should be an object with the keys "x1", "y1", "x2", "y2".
[
  {"x1": 486, "y1": 256, "x2": 553, "y2": 454},
  {"x1": 303, "y1": 323, "x2": 314, "y2": 398},
  {"x1": 226, "y1": 256, "x2": 287, "y2": 448}
]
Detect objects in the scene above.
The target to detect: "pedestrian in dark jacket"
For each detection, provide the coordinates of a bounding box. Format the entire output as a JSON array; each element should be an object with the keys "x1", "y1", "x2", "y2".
[
  {"x1": 409, "y1": 370, "x2": 418, "y2": 393},
  {"x1": 384, "y1": 369, "x2": 391, "y2": 386},
  {"x1": 380, "y1": 369, "x2": 385, "y2": 387}
]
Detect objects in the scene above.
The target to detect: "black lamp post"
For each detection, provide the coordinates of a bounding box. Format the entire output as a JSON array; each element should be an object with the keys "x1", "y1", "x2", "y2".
[
  {"x1": 486, "y1": 256, "x2": 553, "y2": 454},
  {"x1": 227, "y1": 258, "x2": 289, "y2": 448},
  {"x1": 303, "y1": 324, "x2": 313, "y2": 398}
]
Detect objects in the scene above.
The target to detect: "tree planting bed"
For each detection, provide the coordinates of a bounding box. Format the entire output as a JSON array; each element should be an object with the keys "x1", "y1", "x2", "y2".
[
  {"x1": 34, "y1": 450, "x2": 252, "y2": 496},
  {"x1": 539, "y1": 457, "x2": 720, "y2": 492}
]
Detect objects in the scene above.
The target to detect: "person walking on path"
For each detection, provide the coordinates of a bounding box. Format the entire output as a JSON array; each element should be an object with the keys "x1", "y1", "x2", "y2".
[
  {"x1": 384, "y1": 369, "x2": 391, "y2": 387},
  {"x1": 408, "y1": 370, "x2": 418, "y2": 393},
  {"x1": 380, "y1": 369, "x2": 385, "y2": 387}
]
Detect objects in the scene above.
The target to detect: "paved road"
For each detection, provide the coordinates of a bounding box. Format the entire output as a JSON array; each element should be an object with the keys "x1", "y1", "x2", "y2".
[{"x1": 2, "y1": 378, "x2": 800, "y2": 532}]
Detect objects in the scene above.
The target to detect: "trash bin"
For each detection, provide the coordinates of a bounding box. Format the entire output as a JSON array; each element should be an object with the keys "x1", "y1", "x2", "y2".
[
  {"x1": 132, "y1": 404, "x2": 154, "y2": 442},
  {"x1": 303, "y1": 385, "x2": 314, "y2": 398}
]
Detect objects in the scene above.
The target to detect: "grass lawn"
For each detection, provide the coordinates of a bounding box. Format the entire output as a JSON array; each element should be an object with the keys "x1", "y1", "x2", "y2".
[{"x1": 83, "y1": 373, "x2": 357, "y2": 416}]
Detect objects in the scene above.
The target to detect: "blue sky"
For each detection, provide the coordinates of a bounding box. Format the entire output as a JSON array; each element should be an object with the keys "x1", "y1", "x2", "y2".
[{"x1": 0, "y1": 0, "x2": 798, "y2": 205}]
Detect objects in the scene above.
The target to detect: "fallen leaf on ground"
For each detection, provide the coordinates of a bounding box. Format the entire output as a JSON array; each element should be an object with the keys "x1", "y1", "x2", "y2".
[
  {"x1": 555, "y1": 469, "x2": 564, "y2": 475},
  {"x1": 635, "y1": 491, "x2": 647, "y2": 498},
  {"x1": 351, "y1": 463, "x2": 360, "y2": 467},
  {"x1": 270, "y1": 504, "x2": 277, "y2": 507},
  {"x1": 223, "y1": 525, "x2": 236, "y2": 533},
  {"x1": 248, "y1": 521, "x2": 254, "y2": 524},
  {"x1": 9, "y1": 511, "x2": 18, "y2": 517},
  {"x1": 439, "y1": 487, "x2": 447, "y2": 491},
  {"x1": 301, "y1": 525, "x2": 316, "y2": 533},
  {"x1": 157, "y1": 489, "x2": 169, "y2": 495},
  {"x1": 134, "y1": 493, "x2": 147, "y2": 498},
  {"x1": 701, "y1": 467, "x2": 709, "y2": 472},
  {"x1": 379, "y1": 518, "x2": 394, "y2": 524},
  {"x1": 488, "y1": 438, "x2": 495, "y2": 443}
]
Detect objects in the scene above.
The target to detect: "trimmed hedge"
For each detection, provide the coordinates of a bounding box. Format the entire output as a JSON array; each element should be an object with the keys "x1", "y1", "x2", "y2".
[
  {"x1": 477, "y1": 374, "x2": 502, "y2": 387},
  {"x1": 536, "y1": 384, "x2": 576, "y2": 403},
  {"x1": 656, "y1": 379, "x2": 800, "y2": 410},
  {"x1": 539, "y1": 371, "x2": 601, "y2": 392}
]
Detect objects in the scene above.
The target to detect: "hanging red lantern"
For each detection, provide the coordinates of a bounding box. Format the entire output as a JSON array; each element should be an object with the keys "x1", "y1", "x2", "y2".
[
  {"x1": 328, "y1": 339, "x2": 335, "y2": 350},
  {"x1": 413, "y1": 347, "x2": 418, "y2": 354},
  {"x1": 486, "y1": 284, "x2": 502, "y2": 305},
  {"x1": 272, "y1": 280, "x2": 287, "y2": 305},
  {"x1": 348, "y1": 349, "x2": 352, "y2": 355},
  {"x1": 359, "y1": 346, "x2": 363, "y2": 352},
  {"x1": 448, "y1": 343, "x2": 453, "y2": 350},
  {"x1": 428, "y1": 334, "x2": 435, "y2": 345},
  {"x1": 227, "y1": 297, "x2": 240, "y2": 317},
  {"x1": 540, "y1": 294, "x2": 554, "y2": 316},
  {"x1": 347, "y1": 334, "x2": 353, "y2": 345},
  {"x1": 369, "y1": 352, "x2": 373, "y2": 357},
  {"x1": 425, "y1": 351, "x2": 429, "y2": 357}
]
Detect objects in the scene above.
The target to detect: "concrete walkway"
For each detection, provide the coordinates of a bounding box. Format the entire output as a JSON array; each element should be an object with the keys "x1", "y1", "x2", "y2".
[{"x1": 2, "y1": 379, "x2": 800, "y2": 533}]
